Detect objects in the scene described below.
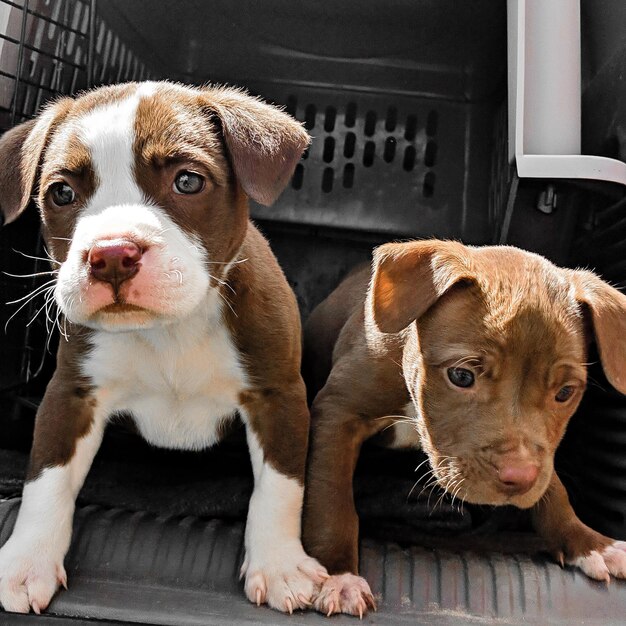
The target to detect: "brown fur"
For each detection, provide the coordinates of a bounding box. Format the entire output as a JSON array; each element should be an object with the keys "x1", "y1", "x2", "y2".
[
  {"x1": 197, "y1": 86, "x2": 310, "y2": 206},
  {"x1": 229, "y1": 226, "x2": 310, "y2": 481},
  {"x1": 132, "y1": 95, "x2": 248, "y2": 282},
  {"x1": 0, "y1": 120, "x2": 37, "y2": 224},
  {"x1": 303, "y1": 263, "x2": 372, "y2": 395},
  {"x1": 0, "y1": 98, "x2": 73, "y2": 225},
  {"x1": 27, "y1": 328, "x2": 95, "y2": 479},
  {"x1": 303, "y1": 240, "x2": 626, "y2": 578},
  {"x1": 0, "y1": 82, "x2": 311, "y2": 485}
]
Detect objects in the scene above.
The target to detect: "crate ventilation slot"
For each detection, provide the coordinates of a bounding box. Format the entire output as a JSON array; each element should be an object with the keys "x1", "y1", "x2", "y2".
[{"x1": 287, "y1": 96, "x2": 438, "y2": 199}]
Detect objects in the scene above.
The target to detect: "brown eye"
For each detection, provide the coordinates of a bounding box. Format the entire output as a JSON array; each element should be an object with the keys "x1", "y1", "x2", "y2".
[
  {"x1": 49, "y1": 182, "x2": 75, "y2": 206},
  {"x1": 555, "y1": 385, "x2": 575, "y2": 403},
  {"x1": 173, "y1": 171, "x2": 204, "y2": 194},
  {"x1": 447, "y1": 367, "x2": 475, "y2": 388}
]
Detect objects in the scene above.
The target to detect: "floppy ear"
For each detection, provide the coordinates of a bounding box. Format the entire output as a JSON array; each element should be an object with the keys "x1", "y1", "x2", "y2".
[
  {"x1": 370, "y1": 239, "x2": 474, "y2": 333},
  {"x1": 201, "y1": 86, "x2": 310, "y2": 206},
  {"x1": 570, "y1": 270, "x2": 626, "y2": 394},
  {"x1": 0, "y1": 99, "x2": 70, "y2": 225}
]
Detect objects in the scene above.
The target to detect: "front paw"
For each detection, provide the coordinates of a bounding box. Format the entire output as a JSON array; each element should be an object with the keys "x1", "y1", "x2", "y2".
[
  {"x1": 314, "y1": 573, "x2": 376, "y2": 618},
  {"x1": 0, "y1": 540, "x2": 66, "y2": 614},
  {"x1": 241, "y1": 543, "x2": 328, "y2": 613},
  {"x1": 568, "y1": 541, "x2": 626, "y2": 582}
]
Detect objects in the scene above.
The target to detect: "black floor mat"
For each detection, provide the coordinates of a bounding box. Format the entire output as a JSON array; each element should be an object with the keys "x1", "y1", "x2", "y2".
[{"x1": 0, "y1": 499, "x2": 625, "y2": 625}]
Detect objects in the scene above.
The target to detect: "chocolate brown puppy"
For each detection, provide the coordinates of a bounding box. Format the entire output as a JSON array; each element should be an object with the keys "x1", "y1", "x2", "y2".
[{"x1": 302, "y1": 239, "x2": 626, "y2": 617}]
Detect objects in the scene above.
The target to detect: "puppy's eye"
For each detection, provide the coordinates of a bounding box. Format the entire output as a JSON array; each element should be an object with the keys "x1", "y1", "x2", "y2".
[
  {"x1": 555, "y1": 385, "x2": 575, "y2": 403},
  {"x1": 173, "y1": 171, "x2": 205, "y2": 194},
  {"x1": 447, "y1": 367, "x2": 475, "y2": 388},
  {"x1": 49, "y1": 182, "x2": 76, "y2": 206}
]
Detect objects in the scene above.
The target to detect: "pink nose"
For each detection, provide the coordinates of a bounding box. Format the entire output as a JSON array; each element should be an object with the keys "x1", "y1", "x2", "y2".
[
  {"x1": 496, "y1": 462, "x2": 539, "y2": 496},
  {"x1": 88, "y1": 240, "x2": 142, "y2": 289}
]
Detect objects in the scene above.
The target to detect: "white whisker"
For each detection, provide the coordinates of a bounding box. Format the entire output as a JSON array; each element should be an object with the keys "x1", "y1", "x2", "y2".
[
  {"x1": 4, "y1": 282, "x2": 57, "y2": 332},
  {"x1": 5, "y1": 279, "x2": 58, "y2": 305},
  {"x1": 208, "y1": 272, "x2": 236, "y2": 295},
  {"x1": 216, "y1": 289, "x2": 237, "y2": 318},
  {"x1": 3, "y1": 270, "x2": 58, "y2": 278},
  {"x1": 414, "y1": 457, "x2": 431, "y2": 474},
  {"x1": 12, "y1": 248, "x2": 61, "y2": 266},
  {"x1": 206, "y1": 257, "x2": 248, "y2": 266},
  {"x1": 25, "y1": 291, "x2": 55, "y2": 328}
]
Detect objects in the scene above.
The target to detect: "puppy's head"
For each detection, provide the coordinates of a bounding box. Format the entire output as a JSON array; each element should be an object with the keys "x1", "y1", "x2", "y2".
[
  {"x1": 0, "y1": 82, "x2": 309, "y2": 331},
  {"x1": 371, "y1": 240, "x2": 626, "y2": 509}
]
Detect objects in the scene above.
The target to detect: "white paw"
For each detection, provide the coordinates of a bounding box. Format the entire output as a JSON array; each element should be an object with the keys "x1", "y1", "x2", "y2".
[
  {"x1": 314, "y1": 573, "x2": 376, "y2": 618},
  {"x1": 0, "y1": 539, "x2": 66, "y2": 614},
  {"x1": 570, "y1": 541, "x2": 626, "y2": 582},
  {"x1": 241, "y1": 542, "x2": 328, "y2": 613}
]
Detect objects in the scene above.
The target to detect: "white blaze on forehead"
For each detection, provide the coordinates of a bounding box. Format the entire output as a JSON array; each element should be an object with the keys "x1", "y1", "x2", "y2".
[{"x1": 77, "y1": 82, "x2": 157, "y2": 212}]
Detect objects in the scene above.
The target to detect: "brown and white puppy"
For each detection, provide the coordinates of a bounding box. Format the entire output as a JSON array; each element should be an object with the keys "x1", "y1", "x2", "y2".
[
  {"x1": 0, "y1": 81, "x2": 328, "y2": 614},
  {"x1": 302, "y1": 239, "x2": 626, "y2": 617}
]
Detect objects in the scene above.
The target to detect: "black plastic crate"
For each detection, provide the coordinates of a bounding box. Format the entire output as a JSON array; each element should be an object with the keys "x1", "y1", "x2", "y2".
[
  {"x1": 251, "y1": 85, "x2": 498, "y2": 243},
  {"x1": 2, "y1": 2, "x2": 626, "y2": 623}
]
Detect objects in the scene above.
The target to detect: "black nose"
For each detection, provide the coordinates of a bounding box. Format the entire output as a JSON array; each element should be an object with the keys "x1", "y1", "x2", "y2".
[{"x1": 88, "y1": 240, "x2": 142, "y2": 290}]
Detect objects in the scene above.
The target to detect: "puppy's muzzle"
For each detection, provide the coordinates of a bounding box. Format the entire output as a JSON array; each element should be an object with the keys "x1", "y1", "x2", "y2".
[{"x1": 88, "y1": 239, "x2": 142, "y2": 292}]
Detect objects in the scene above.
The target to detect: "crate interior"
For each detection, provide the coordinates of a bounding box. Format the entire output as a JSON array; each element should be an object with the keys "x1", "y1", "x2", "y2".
[{"x1": 0, "y1": 0, "x2": 626, "y2": 623}]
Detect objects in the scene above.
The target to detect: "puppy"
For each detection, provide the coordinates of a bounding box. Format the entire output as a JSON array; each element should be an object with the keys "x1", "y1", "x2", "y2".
[
  {"x1": 0, "y1": 81, "x2": 328, "y2": 614},
  {"x1": 302, "y1": 239, "x2": 626, "y2": 617}
]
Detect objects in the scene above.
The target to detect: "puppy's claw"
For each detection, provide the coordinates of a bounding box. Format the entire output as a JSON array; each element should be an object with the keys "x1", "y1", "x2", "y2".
[
  {"x1": 314, "y1": 573, "x2": 375, "y2": 618},
  {"x1": 244, "y1": 551, "x2": 325, "y2": 612},
  {"x1": 365, "y1": 592, "x2": 377, "y2": 612},
  {"x1": 298, "y1": 593, "x2": 312, "y2": 607},
  {"x1": 239, "y1": 560, "x2": 248, "y2": 581},
  {"x1": 326, "y1": 600, "x2": 335, "y2": 617},
  {"x1": 58, "y1": 568, "x2": 68, "y2": 590},
  {"x1": 31, "y1": 601, "x2": 41, "y2": 615}
]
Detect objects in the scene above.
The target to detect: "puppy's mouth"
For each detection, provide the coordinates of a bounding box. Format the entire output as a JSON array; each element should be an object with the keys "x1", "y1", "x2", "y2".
[
  {"x1": 69, "y1": 267, "x2": 167, "y2": 328},
  {"x1": 426, "y1": 455, "x2": 549, "y2": 510},
  {"x1": 86, "y1": 299, "x2": 163, "y2": 331},
  {"x1": 457, "y1": 477, "x2": 548, "y2": 509},
  {"x1": 99, "y1": 302, "x2": 149, "y2": 314}
]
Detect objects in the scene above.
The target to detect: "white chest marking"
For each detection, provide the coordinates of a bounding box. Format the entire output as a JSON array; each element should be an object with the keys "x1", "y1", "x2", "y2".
[{"x1": 82, "y1": 302, "x2": 246, "y2": 450}]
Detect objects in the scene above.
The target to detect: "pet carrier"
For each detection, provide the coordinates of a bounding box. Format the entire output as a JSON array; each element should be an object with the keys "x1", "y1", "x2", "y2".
[{"x1": 1, "y1": 0, "x2": 626, "y2": 623}]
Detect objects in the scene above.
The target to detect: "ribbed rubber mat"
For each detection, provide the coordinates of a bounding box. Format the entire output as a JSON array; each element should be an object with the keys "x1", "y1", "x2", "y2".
[{"x1": 1, "y1": 500, "x2": 626, "y2": 625}]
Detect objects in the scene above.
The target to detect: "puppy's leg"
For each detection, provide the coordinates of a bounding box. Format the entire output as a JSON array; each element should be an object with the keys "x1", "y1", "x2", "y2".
[
  {"x1": 0, "y1": 375, "x2": 105, "y2": 614},
  {"x1": 532, "y1": 471, "x2": 626, "y2": 581},
  {"x1": 303, "y1": 390, "x2": 379, "y2": 618},
  {"x1": 240, "y1": 382, "x2": 328, "y2": 614}
]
